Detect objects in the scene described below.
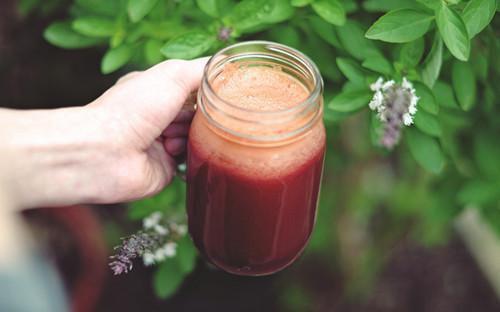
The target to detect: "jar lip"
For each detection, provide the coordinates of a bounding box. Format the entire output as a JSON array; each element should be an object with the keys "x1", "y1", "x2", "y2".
[{"x1": 201, "y1": 40, "x2": 323, "y2": 116}]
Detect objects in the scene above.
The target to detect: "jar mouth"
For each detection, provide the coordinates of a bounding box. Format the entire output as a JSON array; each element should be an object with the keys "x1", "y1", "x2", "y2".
[{"x1": 201, "y1": 41, "x2": 323, "y2": 116}]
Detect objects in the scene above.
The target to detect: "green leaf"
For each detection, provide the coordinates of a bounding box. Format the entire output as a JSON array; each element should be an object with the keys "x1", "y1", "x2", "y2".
[
  {"x1": 462, "y1": 0, "x2": 497, "y2": 38},
  {"x1": 362, "y1": 0, "x2": 420, "y2": 12},
  {"x1": 399, "y1": 37, "x2": 425, "y2": 68},
  {"x1": 474, "y1": 132, "x2": 500, "y2": 179},
  {"x1": 74, "y1": 0, "x2": 121, "y2": 16},
  {"x1": 161, "y1": 31, "x2": 215, "y2": 59},
  {"x1": 361, "y1": 55, "x2": 393, "y2": 75},
  {"x1": 433, "y1": 81, "x2": 459, "y2": 109},
  {"x1": 458, "y1": 180, "x2": 500, "y2": 205},
  {"x1": 144, "y1": 39, "x2": 164, "y2": 65},
  {"x1": 407, "y1": 128, "x2": 445, "y2": 174},
  {"x1": 416, "y1": 0, "x2": 440, "y2": 10},
  {"x1": 154, "y1": 258, "x2": 185, "y2": 299},
  {"x1": 128, "y1": 0, "x2": 158, "y2": 22},
  {"x1": 128, "y1": 186, "x2": 179, "y2": 220},
  {"x1": 413, "y1": 81, "x2": 439, "y2": 115},
  {"x1": 337, "y1": 20, "x2": 379, "y2": 60},
  {"x1": 44, "y1": 22, "x2": 103, "y2": 49},
  {"x1": 414, "y1": 109, "x2": 442, "y2": 137},
  {"x1": 72, "y1": 16, "x2": 117, "y2": 37},
  {"x1": 328, "y1": 88, "x2": 372, "y2": 112},
  {"x1": 311, "y1": 0, "x2": 346, "y2": 26},
  {"x1": 452, "y1": 61, "x2": 476, "y2": 111},
  {"x1": 421, "y1": 33, "x2": 443, "y2": 88},
  {"x1": 365, "y1": 9, "x2": 434, "y2": 43},
  {"x1": 224, "y1": 0, "x2": 294, "y2": 34},
  {"x1": 291, "y1": 0, "x2": 312, "y2": 6},
  {"x1": 101, "y1": 45, "x2": 133, "y2": 74},
  {"x1": 267, "y1": 25, "x2": 301, "y2": 48},
  {"x1": 436, "y1": 3, "x2": 470, "y2": 61},
  {"x1": 309, "y1": 16, "x2": 341, "y2": 48},
  {"x1": 196, "y1": 0, "x2": 220, "y2": 17},
  {"x1": 176, "y1": 236, "x2": 197, "y2": 274},
  {"x1": 336, "y1": 58, "x2": 366, "y2": 85}
]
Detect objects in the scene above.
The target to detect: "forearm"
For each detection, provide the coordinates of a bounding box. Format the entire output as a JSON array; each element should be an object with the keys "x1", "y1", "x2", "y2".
[{"x1": 0, "y1": 106, "x2": 114, "y2": 210}]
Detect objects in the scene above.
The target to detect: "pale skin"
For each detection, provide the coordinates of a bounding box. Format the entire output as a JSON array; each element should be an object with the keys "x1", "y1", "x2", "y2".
[{"x1": 0, "y1": 58, "x2": 208, "y2": 262}]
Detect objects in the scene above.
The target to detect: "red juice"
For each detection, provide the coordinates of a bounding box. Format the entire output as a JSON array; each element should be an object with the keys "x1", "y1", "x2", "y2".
[{"x1": 187, "y1": 42, "x2": 325, "y2": 275}]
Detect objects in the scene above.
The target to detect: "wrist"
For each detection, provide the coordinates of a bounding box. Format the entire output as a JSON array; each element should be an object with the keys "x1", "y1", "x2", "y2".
[{"x1": 1, "y1": 106, "x2": 111, "y2": 209}]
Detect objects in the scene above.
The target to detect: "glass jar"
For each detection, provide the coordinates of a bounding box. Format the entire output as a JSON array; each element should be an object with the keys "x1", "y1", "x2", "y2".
[{"x1": 187, "y1": 41, "x2": 325, "y2": 276}]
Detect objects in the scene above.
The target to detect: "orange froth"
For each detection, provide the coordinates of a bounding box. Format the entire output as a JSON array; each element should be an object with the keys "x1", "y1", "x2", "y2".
[{"x1": 211, "y1": 64, "x2": 310, "y2": 111}]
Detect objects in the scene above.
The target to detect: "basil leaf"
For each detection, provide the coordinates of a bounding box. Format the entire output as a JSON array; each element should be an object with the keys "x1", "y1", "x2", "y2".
[
  {"x1": 101, "y1": 45, "x2": 133, "y2": 74},
  {"x1": 452, "y1": 61, "x2": 476, "y2": 111},
  {"x1": 407, "y1": 128, "x2": 445, "y2": 174},
  {"x1": 160, "y1": 31, "x2": 215, "y2": 59},
  {"x1": 421, "y1": 33, "x2": 443, "y2": 88},
  {"x1": 144, "y1": 39, "x2": 164, "y2": 65},
  {"x1": 399, "y1": 37, "x2": 425, "y2": 68},
  {"x1": 337, "y1": 20, "x2": 379, "y2": 60},
  {"x1": 462, "y1": 0, "x2": 497, "y2": 38},
  {"x1": 328, "y1": 88, "x2": 372, "y2": 112},
  {"x1": 311, "y1": 0, "x2": 346, "y2": 26},
  {"x1": 44, "y1": 21, "x2": 103, "y2": 49},
  {"x1": 128, "y1": 0, "x2": 158, "y2": 23},
  {"x1": 154, "y1": 258, "x2": 185, "y2": 299},
  {"x1": 432, "y1": 81, "x2": 459, "y2": 109},
  {"x1": 291, "y1": 0, "x2": 312, "y2": 6},
  {"x1": 413, "y1": 82, "x2": 439, "y2": 115},
  {"x1": 436, "y1": 3, "x2": 470, "y2": 61},
  {"x1": 414, "y1": 109, "x2": 442, "y2": 137},
  {"x1": 72, "y1": 16, "x2": 117, "y2": 37},
  {"x1": 336, "y1": 58, "x2": 366, "y2": 85},
  {"x1": 365, "y1": 9, "x2": 434, "y2": 43},
  {"x1": 362, "y1": 55, "x2": 393, "y2": 75},
  {"x1": 309, "y1": 16, "x2": 342, "y2": 48}
]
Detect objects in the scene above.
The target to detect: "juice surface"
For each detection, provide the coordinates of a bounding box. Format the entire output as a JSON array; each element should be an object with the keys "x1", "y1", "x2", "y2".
[{"x1": 187, "y1": 64, "x2": 325, "y2": 275}]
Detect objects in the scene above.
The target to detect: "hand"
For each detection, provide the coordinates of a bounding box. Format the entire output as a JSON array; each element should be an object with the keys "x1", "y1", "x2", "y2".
[{"x1": 0, "y1": 58, "x2": 208, "y2": 210}]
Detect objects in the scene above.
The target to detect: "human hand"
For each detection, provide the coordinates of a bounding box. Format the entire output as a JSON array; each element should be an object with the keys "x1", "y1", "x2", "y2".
[{"x1": 0, "y1": 58, "x2": 208, "y2": 209}]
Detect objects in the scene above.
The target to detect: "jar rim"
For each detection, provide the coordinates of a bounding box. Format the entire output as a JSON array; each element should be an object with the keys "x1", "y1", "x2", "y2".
[{"x1": 201, "y1": 41, "x2": 323, "y2": 116}]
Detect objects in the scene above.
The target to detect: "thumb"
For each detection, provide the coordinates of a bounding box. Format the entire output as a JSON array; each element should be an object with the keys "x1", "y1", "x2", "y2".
[{"x1": 97, "y1": 57, "x2": 210, "y2": 139}]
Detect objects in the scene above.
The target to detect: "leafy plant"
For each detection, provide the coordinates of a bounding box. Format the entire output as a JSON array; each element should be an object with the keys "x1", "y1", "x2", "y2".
[{"x1": 26, "y1": 0, "x2": 500, "y2": 300}]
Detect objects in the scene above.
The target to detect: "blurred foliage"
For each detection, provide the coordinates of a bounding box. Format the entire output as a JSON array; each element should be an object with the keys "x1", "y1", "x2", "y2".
[{"x1": 22, "y1": 0, "x2": 500, "y2": 303}]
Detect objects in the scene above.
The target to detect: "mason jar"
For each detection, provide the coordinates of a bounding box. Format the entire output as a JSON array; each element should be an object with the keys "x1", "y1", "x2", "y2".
[{"x1": 187, "y1": 41, "x2": 325, "y2": 276}]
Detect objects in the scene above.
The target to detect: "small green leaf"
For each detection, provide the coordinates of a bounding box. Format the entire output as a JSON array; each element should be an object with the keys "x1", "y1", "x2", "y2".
[
  {"x1": 462, "y1": 0, "x2": 497, "y2": 38},
  {"x1": 474, "y1": 132, "x2": 500, "y2": 179},
  {"x1": 365, "y1": 9, "x2": 434, "y2": 43},
  {"x1": 44, "y1": 22, "x2": 103, "y2": 49},
  {"x1": 413, "y1": 82, "x2": 439, "y2": 115},
  {"x1": 328, "y1": 88, "x2": 372, "y2": 112},
  {"x1": 458, "y1": 180, "x2": 500, "y2": 205},
  {"x1": 433, "y1": 81, "x2": 459, "y2": 109},
  {"x1": 309, "y1": 16, "x2": 341, "y2": 48},
  {"x1": 144, "y1": 39, "x2": 164, "y2": 65},
  {"x1": 176, "y1": 236, "x2": 197, "y2": 274},
  {"x1": 414, "y1": 109, "x2": 442, "y2": 137},
  {"x1": 72, "y1": 16, "x2": 117, "y2": 37},
  {"x1": 161, "y1": 31, "x2": 215, "y2": 59},
  {"x1": 416, "y1": 0, "x2": 440, "y2": 10},
  {"x1": 363, "y1": 0, "x2": 420, "y2": 12},
  {"x1": 399, "y1": 37, "x2": 424, "y2": 68},
  {"x1": 336, "y1": 58, "x2": 366, "y2": 85},
  {"x1": 291, "y1": 0, "x2": 312, "y2": 6},
  {"x1": 361, "y1": 55, "x2": 393, "y2": 75},
  {"x1": 337, "y1": 20, "x2": 379, "y2": 60},
  {"x1": 128, "y1": 185, "x2": 180, "y2": 220},
  {"x1": 407, "y1": 128, "x2": 445, "y2": 174},
  {"x1": 436, "y1": 3, "x2": 470, "y2": 61},
  {"x1": 101, "y1": 45, "x2": 133, "y2": 74},
  {"x1": 196, "y1": 0, "x2": 220, "y2": 17},
  {"x1": 154, "y1": 258, "x2": 185, "y2": 299},
  {"x1": 128, "y1": 0, "x2": 158, "y2": 23},
  {"x1": 311, "y1": 0, "x2": 346, "y2": 26},
  {"x1": 421, "y1": 33, "x2": 443, "y2": 88},
  {"x1": 224, "y1": 0, "x2": 294, "y2": 34},
  {"x1": 267, "y1": 25, "x2": 301, "y2": 48},
  {"x1": 452, "y1": 61, "x2": 476, "y2": 111}
]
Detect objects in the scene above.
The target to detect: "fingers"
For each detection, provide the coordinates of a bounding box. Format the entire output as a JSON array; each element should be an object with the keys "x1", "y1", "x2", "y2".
[
  {"x1": 164, "y1": 137, "x2": 187, "y2": 156},
  {"x1": 163, "y1": 122, "x2": 190, "y2": 137}
]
